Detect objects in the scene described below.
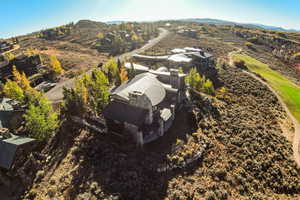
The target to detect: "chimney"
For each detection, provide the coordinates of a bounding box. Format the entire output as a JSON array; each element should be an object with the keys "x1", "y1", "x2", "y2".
[{"x1": 170, "y1": 69, "x2": 180, "y2": 89}]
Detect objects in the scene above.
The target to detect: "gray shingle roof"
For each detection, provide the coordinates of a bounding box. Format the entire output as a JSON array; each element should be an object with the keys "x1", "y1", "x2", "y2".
[{"x1": 111, "y1": 73, "x2": 166, "y2": 106}]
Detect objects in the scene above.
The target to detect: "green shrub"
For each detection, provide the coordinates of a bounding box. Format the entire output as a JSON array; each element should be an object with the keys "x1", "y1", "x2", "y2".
[
  {"x1": 24, "y1": 95, "x2": 59, "y2": 141},
  {"x1": 185, "y1": 68, "x2": 215, "y2": 96},
  {"x1": 203, "y1": 79, "x2": 215, "y2": 96}
]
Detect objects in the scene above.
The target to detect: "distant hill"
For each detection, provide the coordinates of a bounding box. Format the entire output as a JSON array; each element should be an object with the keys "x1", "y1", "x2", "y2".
[
  {"x1": 105, "y1": 21, "x2": 125, "y2": 25},
  {"x1": 179, "y1": 18, "x2": 300, "y2": 33},
  {"x1": 106, "y1": 18, "x2": 300, "y2": 33}
]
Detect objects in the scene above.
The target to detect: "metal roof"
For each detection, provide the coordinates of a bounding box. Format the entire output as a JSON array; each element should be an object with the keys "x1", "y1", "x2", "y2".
[
  {"x1": 111, "y1": 73, "x2": 166, "y2": 106},
  {"x1": 0, "y1": 98, "x2": 14, "y2": 111},
  {"x1": 0, "y1": 132, "x2": 36, "y2": 169},
  {"x1": 124, "y1": 62, "x2": 149, "y2": 71}
]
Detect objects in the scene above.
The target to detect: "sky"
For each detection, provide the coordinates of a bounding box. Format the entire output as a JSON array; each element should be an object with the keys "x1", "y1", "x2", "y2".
[{"x1": 1, "y1": 0, "x2": 299, "y2": 38}]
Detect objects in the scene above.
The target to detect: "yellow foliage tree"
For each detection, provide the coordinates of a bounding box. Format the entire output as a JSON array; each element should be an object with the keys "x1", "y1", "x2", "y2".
[
  {"x1": 97, "y1": 32, "x2": 104, "y2": 40},
  {"x1": 12, "y1": 66, "x2": 31, "y2": 90},
  {"x1": 119, "y1": 66, "x2": 128, "y2": 83},
  {"x1": 21, "y1": 72, "x2": 31, "y2": 90},
  {"x1": 26, "y1": 48, "x2": 38, "y2": 56},
  {"x1": 3, "y1": 80, "x2": 25, "y2": 102},
  {"x1": 75, "y1": 76, "x2": 89, "y2": 105},
  {"x1": 49, "y1": 55, "x2": 64, "y2": 75},
  {"x1": 12, "y1": 65, "x2": 22, "y2": 83},
  {"x1": 5, "y1": 52, "x2": 15, "y2": 60},
  {"x1": 131, "y1": 32, "x2": 139, "y2": 41}
]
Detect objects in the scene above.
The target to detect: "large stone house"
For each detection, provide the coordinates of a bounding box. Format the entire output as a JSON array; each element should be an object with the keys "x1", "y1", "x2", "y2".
[
  {"x1": 103, "y1": 68, "x2": 186, "y2": 146},
  {"x1": 132, "y1": 47, "x2": 218, "y2": 83}
]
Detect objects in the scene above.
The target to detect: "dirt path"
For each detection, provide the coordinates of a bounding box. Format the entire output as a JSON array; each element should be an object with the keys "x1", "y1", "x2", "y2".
[
  {"x1": 228, "y1": 50, "x2": 300, "y2": 167},
  {"x1": 46, "y1": 28, "x2": 170, "y2": 102}
]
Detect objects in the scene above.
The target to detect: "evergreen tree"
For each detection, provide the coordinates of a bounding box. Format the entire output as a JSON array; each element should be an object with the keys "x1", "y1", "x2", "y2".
[
  {"x1": 117, "y1": 58, "x2": 122, "y2": 72},
  {"x1": 127, "y1": 62, "x2": 135, "y2": 79}
]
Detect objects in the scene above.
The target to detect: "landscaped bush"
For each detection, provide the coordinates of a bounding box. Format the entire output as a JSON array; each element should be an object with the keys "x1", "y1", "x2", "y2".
[{"x1": 185, "y1": 68, "x2": 215, "y2": 96}]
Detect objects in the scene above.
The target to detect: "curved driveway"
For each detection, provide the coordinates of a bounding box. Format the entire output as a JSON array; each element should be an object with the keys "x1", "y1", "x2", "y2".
[{"x1": 46, "y1": 28, "x2": 169, "y2": 102}]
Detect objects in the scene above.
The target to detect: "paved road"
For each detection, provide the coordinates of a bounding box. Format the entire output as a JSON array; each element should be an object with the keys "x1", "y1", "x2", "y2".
[
  {"x1": 228, "y1": 50, "x2": 300, "y2": 167},
  {"x1": 46, "y1": 28, "x2": 169, "y2": 102}
]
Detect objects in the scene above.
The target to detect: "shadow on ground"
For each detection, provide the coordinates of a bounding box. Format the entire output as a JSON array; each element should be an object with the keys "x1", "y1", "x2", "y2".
[{"x1": 68, "y1": 108, "x2": 198, "y2": 200}]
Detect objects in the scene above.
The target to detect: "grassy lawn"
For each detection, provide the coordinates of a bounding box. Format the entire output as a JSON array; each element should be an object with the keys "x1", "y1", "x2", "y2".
[{"x1": 233, "y1": 53, "x2": 300, "y2": 123}]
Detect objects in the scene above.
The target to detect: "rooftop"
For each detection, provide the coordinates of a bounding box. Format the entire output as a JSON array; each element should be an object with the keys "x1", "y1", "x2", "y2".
[{"x1": 111, "y1": 73, "x2": 166, "y2": 106}]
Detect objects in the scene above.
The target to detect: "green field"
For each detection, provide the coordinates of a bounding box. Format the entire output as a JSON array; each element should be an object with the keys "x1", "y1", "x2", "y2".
[{"x1": 233, "y1": 53, "x2": 300, "y2": 123}]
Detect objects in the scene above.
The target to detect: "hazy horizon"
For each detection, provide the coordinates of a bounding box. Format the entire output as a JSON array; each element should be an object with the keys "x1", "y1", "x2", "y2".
[{"x1": 1, "y1": 0, "x2": 300, "y2": 38}]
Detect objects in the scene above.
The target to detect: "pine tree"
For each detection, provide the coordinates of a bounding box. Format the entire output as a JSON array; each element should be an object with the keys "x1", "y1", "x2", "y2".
[
  {"x1": 117, "y1": 58, "x2": 122, "y2": 72},
  {"x1": 127, "y1": 62, "x2": 135, "y2": 79}
]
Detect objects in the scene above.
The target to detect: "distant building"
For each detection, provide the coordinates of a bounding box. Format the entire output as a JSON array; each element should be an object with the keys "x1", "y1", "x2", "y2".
[
  {"x1": 0, "y1": 41, "x2": 13, "y2": 53},
  {"x1": 103, "y1": 68, "x2": 186, "y2": 146},
  {"x1": 132, "y1": 47, "x2": 214, "y2": 71},
  {"x1": 0, "y1": 54, "x2": 42, "y2": 81},
  {"x1": 177, "y1": 29, "x2": 198, "y2": 39}
]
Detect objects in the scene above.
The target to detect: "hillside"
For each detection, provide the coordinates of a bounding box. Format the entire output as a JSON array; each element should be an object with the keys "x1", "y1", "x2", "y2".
[
  {"x1": 1, "y1": 19, "x2": 300, "y2": 200},
  {"x1": 179, "y1": 18, "x2": 300, "y2": 33}
]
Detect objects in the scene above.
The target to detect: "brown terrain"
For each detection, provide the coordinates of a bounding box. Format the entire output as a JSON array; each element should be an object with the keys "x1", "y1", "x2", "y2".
[{"x1": 1, "y1": 21, "x2": 300, "y2": 200}]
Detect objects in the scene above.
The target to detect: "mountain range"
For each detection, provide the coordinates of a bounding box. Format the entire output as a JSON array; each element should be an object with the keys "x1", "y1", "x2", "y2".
[{"x1": 106, "y1": 18, "x2": 300, "y2": 33}]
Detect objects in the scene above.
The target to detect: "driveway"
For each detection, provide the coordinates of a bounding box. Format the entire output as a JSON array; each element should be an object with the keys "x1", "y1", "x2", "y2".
[{"x1": 46, "y1": 28, "x2": 169, "y2": 102}]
